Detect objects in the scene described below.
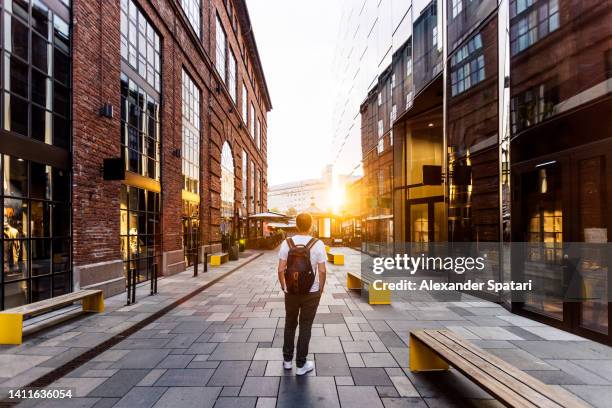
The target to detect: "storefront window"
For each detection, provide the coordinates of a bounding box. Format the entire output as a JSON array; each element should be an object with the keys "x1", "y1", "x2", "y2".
[
  {"x1": 182, "y1": 200, "x2": 199, "y2": 266},
  {"x1": 1, "y1": 155, "x2": 71, "y2": 310},
  {"x1": 120, "y1": 185, "x2": 161, "y2": 283}
]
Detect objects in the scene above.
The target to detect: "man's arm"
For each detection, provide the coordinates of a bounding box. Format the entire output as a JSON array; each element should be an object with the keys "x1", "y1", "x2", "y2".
[
  {"x1": 317, "y1": 262, "x2": 326, "y2": 294},
  {"x1": 278, "y1": 259, "x2": 287, "y2": 292}
]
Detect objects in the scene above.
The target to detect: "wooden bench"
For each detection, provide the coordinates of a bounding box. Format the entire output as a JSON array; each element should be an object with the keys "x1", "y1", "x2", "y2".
[
  {"x1": 0, "y1": 289, "x2": 104, "y2": 345},
  {"x1": 326, "y1": 251, "x2": 345, "y2": 265},
  {"x1": 209, "y1": 252, "x2": 229, "y2": 266},
  {"x1": 346, "y1": 271, "x2": 391, "y2": 305},
  {"x1": 409, "y1": 329, "x2": 589, "y2": 408}
]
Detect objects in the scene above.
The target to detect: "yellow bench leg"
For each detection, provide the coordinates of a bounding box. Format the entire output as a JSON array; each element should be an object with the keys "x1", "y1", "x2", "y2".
[
  {"x1": 82, "y1": 292, "x2": 105, "y2": 313},
  {"x1": 368, "y1": 284, "x2": 391, "y2": 305},
  {"x1": 347, "y1": 274, "x2": 361, "y2": 290},
  {"x1": 333, "y1": 254, "x2": 345, "y2": 265},
  {"x1": 0, "y1": 314, "x2": 24, "y2": 345},
  {"x1": 409, "y1": 335, "x2": 449, "y2": 372}
]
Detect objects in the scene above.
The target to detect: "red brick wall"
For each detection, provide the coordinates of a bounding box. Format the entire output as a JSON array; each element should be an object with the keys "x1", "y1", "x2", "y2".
[
  {"x1": 72, "y1": 0, "x2": 270, "y2": 274},
  {"x1": 72, "y1": 0, "x2": 122, "y2": 266}
]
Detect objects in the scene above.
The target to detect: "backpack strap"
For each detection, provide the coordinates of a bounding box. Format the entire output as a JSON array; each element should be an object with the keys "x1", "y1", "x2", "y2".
[
  {"x1": 286, "y1": 237, "x2": 296, "y2": 249},
  {"x1": 305, "y1": 238, "x2": 318, "y2": 250}
]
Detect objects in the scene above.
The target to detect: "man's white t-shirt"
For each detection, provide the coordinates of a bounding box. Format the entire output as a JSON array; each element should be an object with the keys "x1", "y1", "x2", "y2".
[{"x1": 278, "y1": 235, "x2": 327, "y2": 293}]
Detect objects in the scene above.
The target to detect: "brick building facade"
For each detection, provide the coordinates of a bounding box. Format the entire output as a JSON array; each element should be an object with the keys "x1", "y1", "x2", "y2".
[{"x1": 0, "y1": 0, "x2": 270, "y2": 309}]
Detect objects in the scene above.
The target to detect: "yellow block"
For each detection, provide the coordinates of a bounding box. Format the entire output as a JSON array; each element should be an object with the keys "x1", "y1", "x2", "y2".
[
  {"x1": 0, "y1": 314, "x2": 24, "y2": 345},
  {"x1": 409, "y1": 334, "x2": 449, "y2": 372},
  {"x1": 347, "y1": 273, "x2": 361, "y2": 290},
  {"x1": 210, "y1": 254, "x2": 228, "y2": 266},
  {"x1": 333, "y1": 254, "x2": 344, "y2": 265},
  {"x1": 82, "y1": 292, "x2": 105, "y2": 313},
  {"x1": 325, "y1": 245, "x2": 330, "y2": 254},
  {"x1": 368, "y1": 284, "x2": 391, "y2": 305}
]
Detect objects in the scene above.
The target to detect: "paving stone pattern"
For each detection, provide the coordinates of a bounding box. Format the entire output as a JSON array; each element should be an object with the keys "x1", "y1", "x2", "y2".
[{"x1": 5, "y1": 248, "x2": 612, "y2": 407}]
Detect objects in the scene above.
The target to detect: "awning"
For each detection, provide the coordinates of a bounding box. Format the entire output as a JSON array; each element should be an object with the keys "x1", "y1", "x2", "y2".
[
  {"x1": 267, "y1": 222, "x2": 296, "y2": 229},
  {"x1": 365, "y1": 214, "x2": 393, "y2": 221},
  {"x1": 248, "y1": 211, "x2": 289, "y2": 221}
]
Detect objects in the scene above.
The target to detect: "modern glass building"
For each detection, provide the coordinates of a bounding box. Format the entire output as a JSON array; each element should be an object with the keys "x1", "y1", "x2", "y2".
[
  {"x1": 336, "y1": 0, "x2": 612, "y2": 344},
  {"x1": 1, "y1": 0, "x2": 72, "y2": 309}
]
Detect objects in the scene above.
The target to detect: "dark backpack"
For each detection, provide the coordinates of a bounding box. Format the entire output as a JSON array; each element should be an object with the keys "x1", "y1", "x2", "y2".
[{"x1": 284, "y1": 237, "x2": 318, "y2": 294}]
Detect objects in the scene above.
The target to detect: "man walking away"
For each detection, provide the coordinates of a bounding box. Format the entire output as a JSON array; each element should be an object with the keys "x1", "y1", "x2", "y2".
[{"x1": 277, "y1": 212, "x2": 327, "y2": 375}]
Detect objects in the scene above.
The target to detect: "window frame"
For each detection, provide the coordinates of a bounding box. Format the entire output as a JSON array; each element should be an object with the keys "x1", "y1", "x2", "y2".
[
  {"x1": 180, "y1": 0, "x2": 202, "y2": 38},
  {"x1": 181, "y1": 69, "x2": 201, "y2": 194},
  {"x1": 215, "y1": 13, "x2": 227, "y2": 82}
]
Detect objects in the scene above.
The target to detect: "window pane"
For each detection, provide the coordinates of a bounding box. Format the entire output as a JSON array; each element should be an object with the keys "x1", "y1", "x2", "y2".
[
  {"x1": 31, "y1": 105, "x2": 51, "y2": 143},
  {"x1": 3, "y1": 240, "x2": 28, "y2": 281},
  {"x1": 31, "y1": 162, "x2": 52, "y2": 199},
  {"x1": 7, "y1": 16, "x2": 29, "y2": 61},
  {"x1": 53, "y1": 82, "x2": 69, "y2": 117},
  {"x1": 3, "y1": 155, "x2": 28, "y2": 197},
  {"x1": 52, "y1": 168, "x2": 70, "y2": 202},
  {"x1": 52, "y1": 238, "x2": 70, "y2": 273},
  {"x1": 53, "y1": 114, "x2": 69, "y2": 148},
  {"x1": 31, "y1": 276, "x2": 51, "y2": 302},
  {"x1": 52, "y1": 204, "x2": 70, "y2": 237},
  {"x1": 32, "y1": 69, "x2": 51, "y2": 108},
  {"x1": 7, "y1": 54, "x2": 29, "y2": 97},
  {"x1": 31, "y1": 239, "x2": 51, "y2": 276},
  {"x1": 52, "y1": 272, "x2": 70, "y2": 296},
  {"x1": 32, "y1": 34, "x2": 50, "y2": 73},
  {"x1": 4, "y1": 198, "x2": 28, "y2": 237},
  {"x1": 3, "y1": 281, "x2": 28, "y2": 308},
  {"x1": 53, "y1": 15, "x2": 70, "y2": 54},
  {"x1": 31, "y1": 201, "x2": 51, "y2": 238},
  {"x1": 32, "y1": 0, "x2": 51, "y2": 39},
  {"x1": 54, "y1": 48, "x2": 70, "y2": 85}
]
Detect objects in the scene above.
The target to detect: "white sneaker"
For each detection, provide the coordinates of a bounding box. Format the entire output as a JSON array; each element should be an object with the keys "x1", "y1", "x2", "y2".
[
  {"x1": 283, "y1": 360, "x2": 292, "y2": 370},
  {"x1": 296, "y1": 361, "x2": 314, "y2": 376}
]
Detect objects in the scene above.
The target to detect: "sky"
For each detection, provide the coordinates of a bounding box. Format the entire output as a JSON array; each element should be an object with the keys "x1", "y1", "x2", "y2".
[{"x1": 247, "y1": 0, "x2": 343, "y2": 187}]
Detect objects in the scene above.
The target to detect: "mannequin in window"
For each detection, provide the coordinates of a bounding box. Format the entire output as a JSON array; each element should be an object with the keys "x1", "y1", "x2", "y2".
[{"x1": 4, "y1": 216, "x2": 21, "y2": 271}]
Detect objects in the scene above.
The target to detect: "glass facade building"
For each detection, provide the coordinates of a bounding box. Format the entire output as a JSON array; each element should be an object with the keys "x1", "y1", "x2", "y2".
[
  {"x1": 335, "y1": 0, "x2": 612, "y2": 344},
  {"x1": 1, "y1": 0, "x2": 72, "y2": 309}
]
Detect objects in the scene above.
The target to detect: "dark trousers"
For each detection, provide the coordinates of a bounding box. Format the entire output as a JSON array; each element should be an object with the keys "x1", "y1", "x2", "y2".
[{"x1": 283, "y1": 292, "x2": 321, "y2": 367}]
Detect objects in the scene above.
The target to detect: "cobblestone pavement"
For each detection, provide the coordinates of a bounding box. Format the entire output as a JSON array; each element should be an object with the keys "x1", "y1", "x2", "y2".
[{"x1": 15, "y1": 249, "x2": 612, "y2": 407}]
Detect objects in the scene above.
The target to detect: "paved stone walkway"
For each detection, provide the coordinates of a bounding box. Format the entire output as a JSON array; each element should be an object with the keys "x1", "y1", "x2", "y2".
[
  {"x1": 0, "y1": 252, "x2": 261, "y2": 395},
  {"x1": 11, "y1": 249, "x2": 612, "y2": 407}
]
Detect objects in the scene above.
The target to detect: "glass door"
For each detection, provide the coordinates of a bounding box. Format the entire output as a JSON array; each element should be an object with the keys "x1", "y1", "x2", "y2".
[
  {"x1": 517, "y1": 161, "x2": 566, "y2": 321},
  {"x1": 513, "y1": 144, "x2": 611, "y2": 344}
]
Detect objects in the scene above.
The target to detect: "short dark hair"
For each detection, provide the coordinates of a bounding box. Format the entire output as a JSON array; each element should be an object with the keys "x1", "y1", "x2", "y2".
[{"x1": 295, "y1": 213, "x2": 313, "y2": 233}]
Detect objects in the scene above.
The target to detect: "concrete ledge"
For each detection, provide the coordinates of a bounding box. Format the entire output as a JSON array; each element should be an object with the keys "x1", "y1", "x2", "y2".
[
  {"x1": 75, "y1": 260, "x2": 124, "y2": 298},
  {"x1": 163, "y1": 249, "x2": 186, "y2": 276},
  {"x1": 82, "y1": 276, "x2": 125, "y2": 299}
]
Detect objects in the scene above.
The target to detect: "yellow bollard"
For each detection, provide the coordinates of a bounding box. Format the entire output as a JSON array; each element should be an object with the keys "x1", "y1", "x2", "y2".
[{"x1": 0, "y1": 314, "x2": 24, "y2": 345}]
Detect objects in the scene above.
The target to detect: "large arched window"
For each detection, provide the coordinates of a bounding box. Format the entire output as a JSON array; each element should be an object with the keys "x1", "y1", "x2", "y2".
[{"x1": 220, "y1": 142, "x2": 235, "y2": 220}]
